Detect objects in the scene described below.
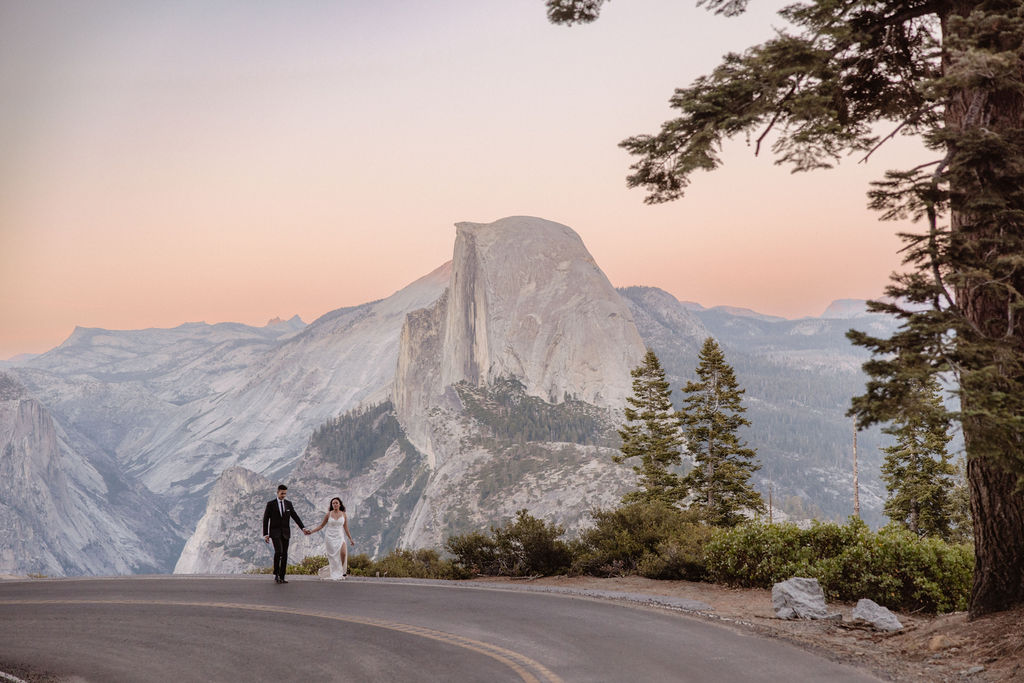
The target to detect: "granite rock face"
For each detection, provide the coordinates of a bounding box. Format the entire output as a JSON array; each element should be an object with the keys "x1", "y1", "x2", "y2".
[
  {"x1": 133, "y1": 261, "x2": 450, "y2": 502},
  {"x1": 0, "y1": 372, "x2": 183, "y2": 576},
  {"x1": 396, "y1": 216, "x2": 646, "y2": 464},
  {"x1": 376, "y1": 217, "x2": 648, "y2": 551},
  {"x1": 442, "y1": 217, "x2": 645, "y2": 406},
  {"x1": 282, "y1": 391, "x2": 629, "y2": 558},
  {"x1": 175, "y1": 466, "x2": 320, "y2": 574}
]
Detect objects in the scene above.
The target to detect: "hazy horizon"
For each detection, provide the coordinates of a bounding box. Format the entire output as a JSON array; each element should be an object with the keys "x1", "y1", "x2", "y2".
[
  {"x1": 2, "y1": 249, "x2": 880, "y2": 362},
  {"x1": 1, "y1": 0, "x2": 924, "y2": 359}
]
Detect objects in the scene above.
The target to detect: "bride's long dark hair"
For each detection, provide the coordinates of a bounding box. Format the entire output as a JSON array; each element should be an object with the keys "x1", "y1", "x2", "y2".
[{"x1": 327, "y1": 497, "x2": 346, "y2": 513}]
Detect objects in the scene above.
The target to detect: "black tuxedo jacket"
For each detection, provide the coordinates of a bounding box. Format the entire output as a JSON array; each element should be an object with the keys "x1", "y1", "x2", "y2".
[{"x1": 263, "y1": 498, "x2": 305, "y2": 538}]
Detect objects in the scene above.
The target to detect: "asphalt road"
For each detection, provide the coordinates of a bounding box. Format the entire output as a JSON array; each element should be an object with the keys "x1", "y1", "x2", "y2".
[{"x1": 0, "y1": 576, "x2": 881, "y2": 682}]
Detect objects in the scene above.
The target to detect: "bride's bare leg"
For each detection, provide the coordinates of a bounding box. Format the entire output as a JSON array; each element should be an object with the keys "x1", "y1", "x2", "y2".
[{"x1": 340, "y1": 544, "x2": 348, "y2": 576}]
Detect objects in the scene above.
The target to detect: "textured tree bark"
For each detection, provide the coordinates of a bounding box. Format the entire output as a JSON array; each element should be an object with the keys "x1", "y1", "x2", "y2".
[
  {"x1": 965, "y1": 432, "x2": 1024, "y2": 617},
  {"x1": 944, "y1": 2, "x2": 1024, "y2": 619},
  {"x1": 955, "y1": 169, "x2": 1024, "y2": 618}
]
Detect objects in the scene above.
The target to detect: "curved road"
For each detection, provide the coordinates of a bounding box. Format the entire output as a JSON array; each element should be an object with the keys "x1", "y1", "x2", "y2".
[{"x1": 0, "y1": 576, "x2": 880, "y2": 682}]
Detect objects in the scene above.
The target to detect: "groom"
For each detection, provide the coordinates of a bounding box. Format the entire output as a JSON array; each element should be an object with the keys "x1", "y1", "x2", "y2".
[{"x1": 262, "y1": 484, "x2": 310, "y2": 583}]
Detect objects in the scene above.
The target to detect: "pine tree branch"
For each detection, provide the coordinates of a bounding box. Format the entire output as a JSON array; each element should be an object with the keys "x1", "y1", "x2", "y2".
[
  {"x1": 927, "y1": 150, "x2": 956, "y2": 313},
  {"x1": 909, "y1": 159, "x2": 944, "y2": 173},
  {"x1": 869, "y1": 0, "x2": 947, "y2": 31},
  {"x1": 860, "y1": 119, "x2": 910, "y2": 164},
  {"x1": 755, "y1": 82, "x2": 800, "y2": 156},
  {"x1": 859, "y1": 99, "x2": 942, "y2": 164}
]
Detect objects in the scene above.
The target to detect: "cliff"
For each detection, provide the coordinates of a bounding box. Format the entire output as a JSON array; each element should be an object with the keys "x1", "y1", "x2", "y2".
[
  {"x1": 0, "y1": 372, "x2": 183, "y2": 575},
  {"x1": 395, "y1": 216, "x2": 646, "y2": 463}
]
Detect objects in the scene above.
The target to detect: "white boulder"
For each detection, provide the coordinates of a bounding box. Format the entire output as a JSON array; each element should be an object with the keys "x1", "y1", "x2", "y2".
[
  {"x1": 852, "y1": 598, "x2": 903, "y2": 631},
  {"x1": 772, "y1": 577, "x2": 842, "y2": 620}
]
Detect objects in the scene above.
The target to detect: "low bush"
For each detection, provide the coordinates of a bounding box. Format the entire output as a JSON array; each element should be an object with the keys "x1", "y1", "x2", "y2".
[
  {"x1": 446, "y1": 509, "x2": 573, "y2": 576},
  {"x1": 271, "y1": 550, "x2": 470, "y2": 580},
  {"x1": 445, "y1": 531, "x2": 498, "y2": 576},
  {"x1": 363, "y1": 548, "x2": 471, "y2": 580},
  {"x1": 572, "y1": 502, "x2": 712, "y2": 581},
  {"x1": 706, "y1": 518, "x2": 973, "y2": 613},
  {"x1": 261, "y1": 510, "x2": 971, "y2": 614},
  {"x1": 249, "y1": 555, "x2": 328, "y2": 575},
  {"x1": 289, "y1": 554, "x2": 328, "y2": 575},
  {"x1": 347, "y1": 553, "x2": 373, "y2": 574}
]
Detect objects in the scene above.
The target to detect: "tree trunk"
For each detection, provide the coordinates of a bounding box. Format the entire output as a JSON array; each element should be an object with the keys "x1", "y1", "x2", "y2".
[
  {"x1": 944, "y1": 2, "x2": 1024, "y2": 619},
  {"x1": 955, "y1": 184, "x2": 1024, "y2": 619},
  {"x1": 957, "y1": 264, "x2": 1024, "y2": 617},
  {"x1": 852, "y1": 425, "x2": 860, "y2": 518},
  {"x1": 966, "y1": 439, "x2": 1024, "y2": 617}
]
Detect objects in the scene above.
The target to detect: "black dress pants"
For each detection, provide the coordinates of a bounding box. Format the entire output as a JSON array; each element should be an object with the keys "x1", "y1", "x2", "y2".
[{"x1": 271, "y1": 535, "x2": 290, "y2": 578}]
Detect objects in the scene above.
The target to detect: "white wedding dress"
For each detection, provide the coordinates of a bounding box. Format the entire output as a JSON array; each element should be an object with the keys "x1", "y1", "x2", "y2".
[{"x1": 318, "y1": 513, "x2": 348, "y2": 580}]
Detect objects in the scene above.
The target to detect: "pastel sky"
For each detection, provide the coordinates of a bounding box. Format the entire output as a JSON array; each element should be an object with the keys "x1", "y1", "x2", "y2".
[{"x1": 1, "y1": 0, "x2": 927, "y2": 360}]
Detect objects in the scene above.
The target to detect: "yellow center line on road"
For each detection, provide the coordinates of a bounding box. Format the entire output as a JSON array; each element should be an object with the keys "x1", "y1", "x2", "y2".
[{"x1": 1, "y1": 599, "x2": 562, "y2": 683}]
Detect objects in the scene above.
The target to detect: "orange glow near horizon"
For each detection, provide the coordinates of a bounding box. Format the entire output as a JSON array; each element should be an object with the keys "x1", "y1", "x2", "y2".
[{"x1": 1, "y1": 1, "x2": 920, "y2": 360}]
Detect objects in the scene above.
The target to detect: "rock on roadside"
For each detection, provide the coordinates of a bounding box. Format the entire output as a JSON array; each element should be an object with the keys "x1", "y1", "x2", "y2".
[
  {"x1": 772, "y1": 577, "x2": 842, "y2": 620},
  {"x1": 852, "y1": 598, "x2": 903, "y2": 631}
]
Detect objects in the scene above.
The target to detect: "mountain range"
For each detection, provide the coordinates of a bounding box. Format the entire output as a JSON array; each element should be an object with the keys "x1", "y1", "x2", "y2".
[{"x1": 1, "y1": 216, "x2": 900, "y2": 576}]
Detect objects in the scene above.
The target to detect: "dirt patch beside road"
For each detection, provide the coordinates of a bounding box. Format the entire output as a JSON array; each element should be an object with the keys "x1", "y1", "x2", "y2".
[{"x1": 473, "y1": 575, "x2": 1023, "y2": 682}]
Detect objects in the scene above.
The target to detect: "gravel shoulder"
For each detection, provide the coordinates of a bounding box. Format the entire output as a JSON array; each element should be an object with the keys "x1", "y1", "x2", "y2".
[{"x1": 471, "y1": 575, "x2": 1023, "y2": 682}]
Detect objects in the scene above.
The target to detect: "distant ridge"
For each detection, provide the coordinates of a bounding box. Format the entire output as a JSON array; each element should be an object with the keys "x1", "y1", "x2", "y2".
[
  {"x1": 704, "y1": 305, "x2": 786, "y2": 322},
  {"x1": 820, "y1": 299, "x2": 870, "y2": 319},
  {"x1": 265, "y1": 314, "x2": 304, "y2": 327}
]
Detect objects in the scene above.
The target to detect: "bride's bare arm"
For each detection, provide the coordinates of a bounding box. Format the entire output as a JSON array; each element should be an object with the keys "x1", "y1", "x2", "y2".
[
  {"x1": 344, "y1": 516, "x2": 354, "y2": 545},
  {"x1": 310, "y1": 513, "x2": 329, "y2": 533}
]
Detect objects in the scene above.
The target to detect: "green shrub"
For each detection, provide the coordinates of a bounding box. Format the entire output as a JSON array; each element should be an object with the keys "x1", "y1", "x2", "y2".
[
  {"x1": 288, "y1": 554, "x2": 328, "y2": 575},
  {"x1": 492, "y1": 509, "x2": 573, "y2": 576},
  {"x1": 368, "y1": 548, "x2": 471, "y2": 580},
  {"x1": 347, "y1": 553, "x2": 373, "y2": 574},
  {"x1": 445, "y1": 531, "x2": 498, "y2": 575},
  {"x1": 706, "y1": 518, "x2": 973, "y2": 613},
  {"x1": 446, "y1": 510, "x2": 573, "y2": 576},
  {"x1": 572, "y1": 502, "x2": 712, "y2": 580},
  {"x1": 263, "y1": 549, "x2": 470, "y2": 580},
  {"x1": 249, "y1": 555, "x2": 328, "y2": 575}
]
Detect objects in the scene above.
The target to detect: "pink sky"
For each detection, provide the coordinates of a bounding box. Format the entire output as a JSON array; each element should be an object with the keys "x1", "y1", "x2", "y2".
[{"x1": 0, "y1": 1, "x2": 924, "y2": 360}]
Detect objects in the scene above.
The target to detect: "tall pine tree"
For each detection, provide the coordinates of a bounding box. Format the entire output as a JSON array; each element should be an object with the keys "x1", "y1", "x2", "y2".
[
  {"x1": 546, "y1": 0, "x2": 1024, "y2": 618},
  {"x1": 616, "y1": 350, "x2": 685, "y2": 505},
  {"x1": 678, "y1": 337, "x2": 763, "y2": 527},
  {"x1": 880, "y1": 376, "x2": 957, "y2": 539}
]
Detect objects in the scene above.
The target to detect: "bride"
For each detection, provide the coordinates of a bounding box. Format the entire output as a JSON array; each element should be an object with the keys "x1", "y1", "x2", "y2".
[{"x1": 309, "y1": 497, "x2": 354, "y2": 580}]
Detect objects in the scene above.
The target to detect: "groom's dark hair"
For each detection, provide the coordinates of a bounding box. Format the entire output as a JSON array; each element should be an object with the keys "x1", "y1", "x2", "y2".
[{"x1": 277, "y1": 484, "x2": 288, "y2": 491}]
